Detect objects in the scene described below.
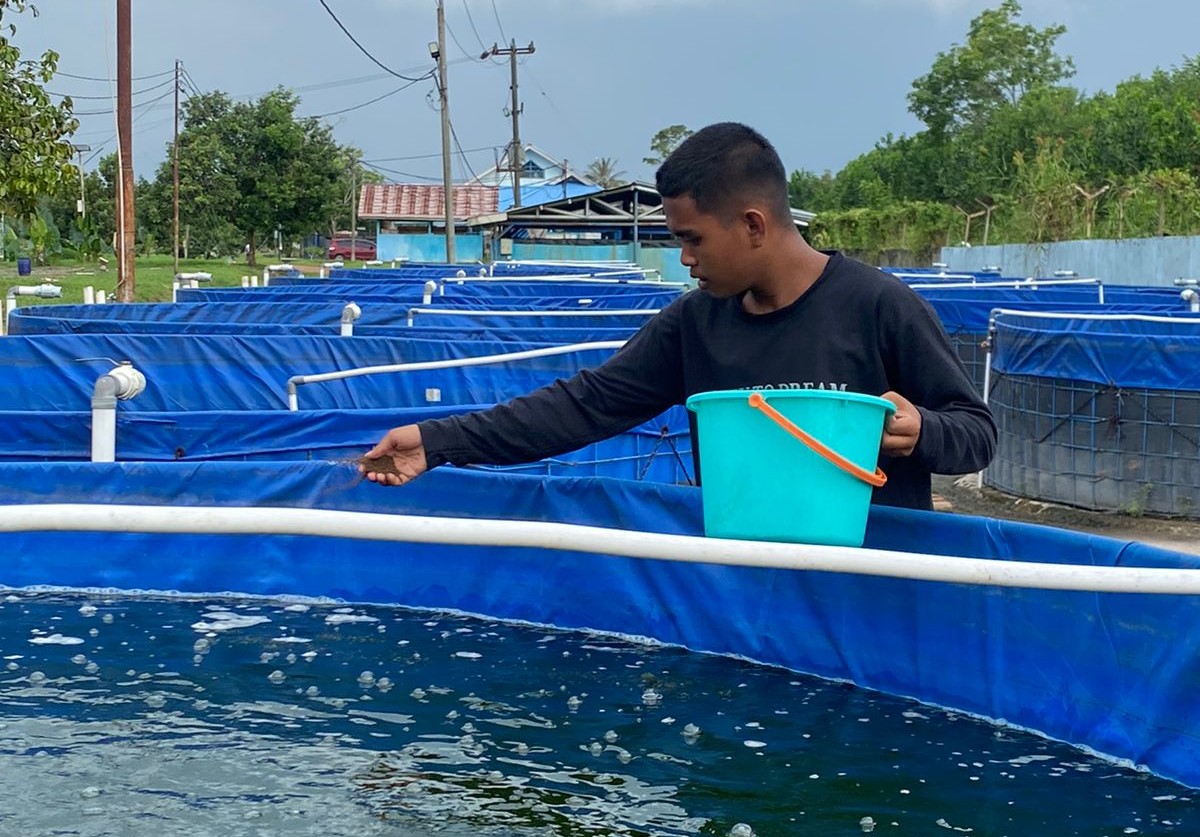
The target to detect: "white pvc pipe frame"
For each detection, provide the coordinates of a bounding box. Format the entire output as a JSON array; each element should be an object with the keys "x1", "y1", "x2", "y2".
[
  {"x1": 285, "y1": 340, "x2": 627, "y2": 411},
  {"x1": 407, "y1": 307, "x2": 660, "y2": 327},
  {"x1": 0, "y1": 504, "x2": 1197, "y2": 594},
  {"x1": 910, "y1": 277, "x2": 1104, "y2": 303}
]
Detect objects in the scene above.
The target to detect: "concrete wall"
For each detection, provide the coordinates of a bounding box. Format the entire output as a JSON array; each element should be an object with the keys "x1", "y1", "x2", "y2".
[
  {"x1": 379, "y1": 233, "x2": 484, "y2": 263},
  {"x1": 508, "y1": 242, "x2": 691, "y2": 284},
  {"x1": 941, "y1": 235, "x2": 1200, "y2": 287}
]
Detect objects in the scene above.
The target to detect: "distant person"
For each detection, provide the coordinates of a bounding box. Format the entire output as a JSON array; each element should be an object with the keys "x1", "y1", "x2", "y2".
[{"x1": 362, "y1": 122, "x2": 996, "y2": 510}]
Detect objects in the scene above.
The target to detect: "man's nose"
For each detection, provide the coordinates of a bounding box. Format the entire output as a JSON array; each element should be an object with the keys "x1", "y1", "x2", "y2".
[{"x1": 679, "y1": 248, "x2": 697, "y2": 267}]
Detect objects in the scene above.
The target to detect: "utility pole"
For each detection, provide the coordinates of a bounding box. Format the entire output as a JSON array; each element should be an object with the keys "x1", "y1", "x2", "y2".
[
  {"x1": 173, "y1": 59, "x2": 181, "y2": 277},
  {"x1": 430, "y1": 0, "x2": 455, "y2": 263},
  {"x1": 70, "y1": 144, "x2": 90, "y2": 217},
  {"x1": 350, "y1": 166, "x2": 358, "y2": 261},
  {"x1": 483, "y1": 40, "x2": 535, "y2": 208},
  {"x1": 116, "y1": 0, "x2": 136, "y2": 302}
]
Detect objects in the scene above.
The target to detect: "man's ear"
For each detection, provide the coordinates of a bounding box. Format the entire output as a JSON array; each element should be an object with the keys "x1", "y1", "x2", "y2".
[{"x1": 743, "y1": 208, "x2": 769, "y2": 247}]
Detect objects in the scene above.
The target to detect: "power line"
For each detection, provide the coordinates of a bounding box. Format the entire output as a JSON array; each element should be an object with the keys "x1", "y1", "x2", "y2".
[
  {"x1": 365, "y1": 145, "x2": 497, "y2": 163},
  {"x1": 360, "y1": 161, "x2": 443, "y2": 182},
  {"x1": 55, "y1": 67, "x2": 173, "y2": 83},
  {"x1": 316, "y1": 0, "x2": 431, "y2": 82},
  {"x1": 306, "y1": 73, "x2": 432, "y2": 119},
  {"x1": 448, "y1": 117, "x2": 481, "y2": 183},
  {"x1": 462, "y1": 0, "x2": 490, "y2": 53},
  {"x1": 48, "y1": 76, "x2": 174, "y2": 100},
  {"x1": 490, "y1": 0, "x2": 509, "y2": 44},
  {"x1": 444, "y1": 19, "x2": 476, "y2": 62}
]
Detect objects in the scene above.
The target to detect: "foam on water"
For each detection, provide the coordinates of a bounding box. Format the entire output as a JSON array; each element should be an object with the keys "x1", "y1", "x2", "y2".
[{"x1": 0, "y1": 590, "x2": 1194, "y2": 836}]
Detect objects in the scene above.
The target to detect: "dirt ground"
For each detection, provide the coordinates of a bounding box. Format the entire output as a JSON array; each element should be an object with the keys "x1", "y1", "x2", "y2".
[{"x1": 932, "y1": 474, "x2": 1200, "y2": 556}]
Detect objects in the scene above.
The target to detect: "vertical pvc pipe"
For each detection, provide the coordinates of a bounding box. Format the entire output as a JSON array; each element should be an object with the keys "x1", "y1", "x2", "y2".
[
  {"x1": 96, "y1": 290, "x2": 107, "y2": 304},
  {"x1": 83, "y1": 286, "x2": 96, "y2": 305}
]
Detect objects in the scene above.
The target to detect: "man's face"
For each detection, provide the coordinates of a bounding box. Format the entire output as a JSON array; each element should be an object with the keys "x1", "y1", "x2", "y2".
[{"x1": 663, "y1": 194, "x2": 752, "y2": 298}]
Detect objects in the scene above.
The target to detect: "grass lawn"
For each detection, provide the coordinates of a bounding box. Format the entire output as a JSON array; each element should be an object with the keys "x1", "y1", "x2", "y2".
[{"x1": 0, "y1": 255, "x2": 374, "y2": 306}]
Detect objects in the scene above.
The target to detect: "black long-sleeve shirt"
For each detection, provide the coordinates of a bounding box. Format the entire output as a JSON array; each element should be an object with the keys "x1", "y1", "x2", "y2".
[{"x1": 419, "y1": 252, "x2": 996, "y2": 509}]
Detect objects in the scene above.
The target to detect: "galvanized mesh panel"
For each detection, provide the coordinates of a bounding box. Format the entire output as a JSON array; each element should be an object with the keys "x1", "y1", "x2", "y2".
[{"x1": 985, "y1": 373, "x2": 1200, "y2": 518}]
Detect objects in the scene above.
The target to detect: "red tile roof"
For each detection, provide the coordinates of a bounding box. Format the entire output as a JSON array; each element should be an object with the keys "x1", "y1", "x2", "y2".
[{"x1": 358, "y1": 183, "x2": 499, "y2": 221}]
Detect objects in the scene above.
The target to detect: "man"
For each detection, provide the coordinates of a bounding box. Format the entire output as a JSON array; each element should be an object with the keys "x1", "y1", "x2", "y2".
[{"x1": 361, "y1": 122, "x2": 995, "y2": 510}]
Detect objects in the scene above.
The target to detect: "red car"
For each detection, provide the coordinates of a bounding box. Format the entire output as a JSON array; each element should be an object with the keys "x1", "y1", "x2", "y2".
[{"x1": 327, "y1": 237, "x2": 377, "y2": 261}]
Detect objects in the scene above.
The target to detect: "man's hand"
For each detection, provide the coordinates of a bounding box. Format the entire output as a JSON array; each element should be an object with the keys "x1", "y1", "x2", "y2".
[
  {"x1": 879, "y1": 391, "x2": 921, "y2": 458},
  {"x1": 360, "y1": 424, "x2": 428, "y2": 486}
]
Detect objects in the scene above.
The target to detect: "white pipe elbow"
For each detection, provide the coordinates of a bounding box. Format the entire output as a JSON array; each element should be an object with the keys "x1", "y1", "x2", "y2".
[
  {"x1": 422, "y1": 280, "x2": 437, "y2": 305},
  {"x1": 1182, "y1": 288, "x2": 1200, "y2": 313}
]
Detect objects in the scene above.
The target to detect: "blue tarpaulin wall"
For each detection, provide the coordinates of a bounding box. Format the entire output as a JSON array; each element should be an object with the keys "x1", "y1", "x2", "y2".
[
  {"x1": 0, "y1": 406, "x2": 691, "y2": 481},
  {"x1": 325, "y1": 264, "x2": 646, "y2": 281},
  {"x1": 993, "y1": 312, "x2": 1200, "y2": 390},
  {"x1": 0, "y1": 333, "x2": 622, "y2": 411},
  {"x1": 0, "y1": 462, "x2": 1197, "y2": 789},
  {"x1": 923, "y1": 299, "x2": 1192, "y2": 333}
]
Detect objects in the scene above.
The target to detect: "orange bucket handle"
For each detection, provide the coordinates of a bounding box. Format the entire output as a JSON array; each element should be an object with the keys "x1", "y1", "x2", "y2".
[{"x1": 747, "y1": 392, "x2": 888, "y2": 488}]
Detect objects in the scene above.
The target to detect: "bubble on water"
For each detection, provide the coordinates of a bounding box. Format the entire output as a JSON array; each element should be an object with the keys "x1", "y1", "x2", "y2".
[
  {"x1": 376, "y1": 677, "x2": 393, "y2": 693},
  {"x1": 193, "y1": 655, "x2": 203, "y2": 665},
  {"x1": 410, "y1": 688, "x2": 427, "y2": 700},
  {"x1": 454, "y1": 651, "x2": 482, "y2": 660},
  {"x1": 588, "y1": 741, "x2": 603, "y2": 756},
  {"x1": 144, "y1": 694, "x2": 166, "y2": 708},
  {"x1": 357, "y1": 671, "x2": 376, "y2": 688},
  {"x1": 306, "y1": 686, "x2": 320, "y2": 697},
  {"x1": 70, "y1": 654, "x2": 87, "y2": 665},
  {"x1": 101, "y1": 614, "x2": 114, "y2": 624},
  {"x1": 88, "y1": 627, "x2": 99, "y2": 637},
  {"x1": 729, "y1": 824, "x2": 755, "y2": 837},
  {"x1": 603, "y1": 729, "x2": 618, "y2": 743},
  {"x1": 283, "y1": 603, "x2": 309, "y2": 612},
  {"x1": 193, "y1": 638, "x2": 211, "y2": 654},
  {"x1": 661, "y1": 717, "x2": 676, "y2": 725},
  {"x1": 567, "y1": 695, "x2": 582, "y2": 710},
  {"x1": 860, "y1": 816, "x2": 876, "y2": 833},
  {"x1": 267, "y1": 670, "x2": 286, "y2": 684},
  {"x1": 301, "y1": 650, "x2": 317, "y2": 661},
  {"x1": 259, "y1": 652, "x2": 278, "y2": 664},
  {"x1": 286, "y1": 653, "x2": 297, "y2": 664},
  {"x1": 244, "y1": 810, "x2": 262, "y2": 819},
  {"x1": 192, "y1": 612, "x2": 270, "y2": 632},
  {"x1": 446, "y1": 709, "x2": 459, "y2": 720},
  {"x1": 85, "y1": 662, "x2": 99, "y2": 674},
  {"x1": 78, "y1": 604, "x2": 98, "y2": 617},
  {"x1": 271, "y1": 636, "x2": 311, "y2": 644},
  {"x1": 641, "y1": 689, "x2": 662, "y2": 706},
  {"x1": 515, "y1": 742, "x2": 530, "y2": 755},
  {"x1": 615, "y1": 748, "x2": 633, "y2": 764},
  {"x1": 325, "y1": 614, "x2": 378, "y2": 625},
  {"x1": 29, "y1": 633, "x2": 84, "y2": 646},
  {"x1": 743, "y1": 740, "x2": 767, "y2": 749},
  {"x1": 79, "y1": 787, "x2": 101, "y2": 799},
  {"x1": 28, "y1": 671, "x2": 46, "y2": 684}
]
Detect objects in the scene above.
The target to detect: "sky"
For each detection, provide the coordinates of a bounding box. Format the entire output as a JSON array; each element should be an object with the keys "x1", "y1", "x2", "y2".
[{"x1": 10, "y1": 0, "x2": 1199, "y2": 186}]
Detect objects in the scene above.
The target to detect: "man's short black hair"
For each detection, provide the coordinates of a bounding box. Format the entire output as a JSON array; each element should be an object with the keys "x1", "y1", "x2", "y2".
[{"x1": 655, "y1": 122, "x2": 792, "y2": 224}]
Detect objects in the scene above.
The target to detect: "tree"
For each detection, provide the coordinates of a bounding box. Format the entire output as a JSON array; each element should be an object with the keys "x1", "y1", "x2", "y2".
[
  {"x1": 585, "y1": 157, "x2": 625, "y2": 188},
  {"x1": 643, "y1": 125, "x2": 692, "y2": 167},
  {"x1": 0, "y1": 1, "x2": 78, "y2": 222},
  {"x1": 143, "y1": 88, "x2": 347, "y2": 264},
  {"x1": 908, "y1": 0, "x2": 1074, "y2": 135}
]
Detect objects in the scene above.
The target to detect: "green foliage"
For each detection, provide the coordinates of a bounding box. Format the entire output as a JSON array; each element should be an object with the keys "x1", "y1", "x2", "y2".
[
  {"x1": 585, "y1": 157, "x2": 625, "y2": 189},
  {"x1": 808, "y1": 202, "x2": 957, "y2": 265},
  {"x1": 801, "y1": 2, "x2": 1200, "y2": 258},
  {"x1": 139, "y1": 88, "x2": 348, "y2": 265},
  {"x1": 643, "y1": 125, "x2": 693, "y2": 167},
  {"x1": 0, "y1": 1, "x2": 79, "y2": 220},
  {"x1": 908, "y1": 0, "x2": 1073, "y2": 135}
]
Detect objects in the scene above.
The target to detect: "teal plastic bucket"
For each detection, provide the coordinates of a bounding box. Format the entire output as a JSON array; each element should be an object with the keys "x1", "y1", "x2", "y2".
[{"x1": 685, "y1": 389, "x2": 896, "y2": 547}]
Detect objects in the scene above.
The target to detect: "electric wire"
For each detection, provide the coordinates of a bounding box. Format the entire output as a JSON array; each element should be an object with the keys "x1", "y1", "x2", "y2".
[{"x1": 316, "y1": 0, "x2": 431, "y2": 81}]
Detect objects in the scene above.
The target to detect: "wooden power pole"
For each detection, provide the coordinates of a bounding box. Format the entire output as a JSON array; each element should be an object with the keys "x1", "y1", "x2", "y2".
[
  {"x1": 116, "y1": 0, "x2": 136, "y2": 301},
  {"x1": 484, "y1": 40, "x2": 535, "y2": 208}
]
